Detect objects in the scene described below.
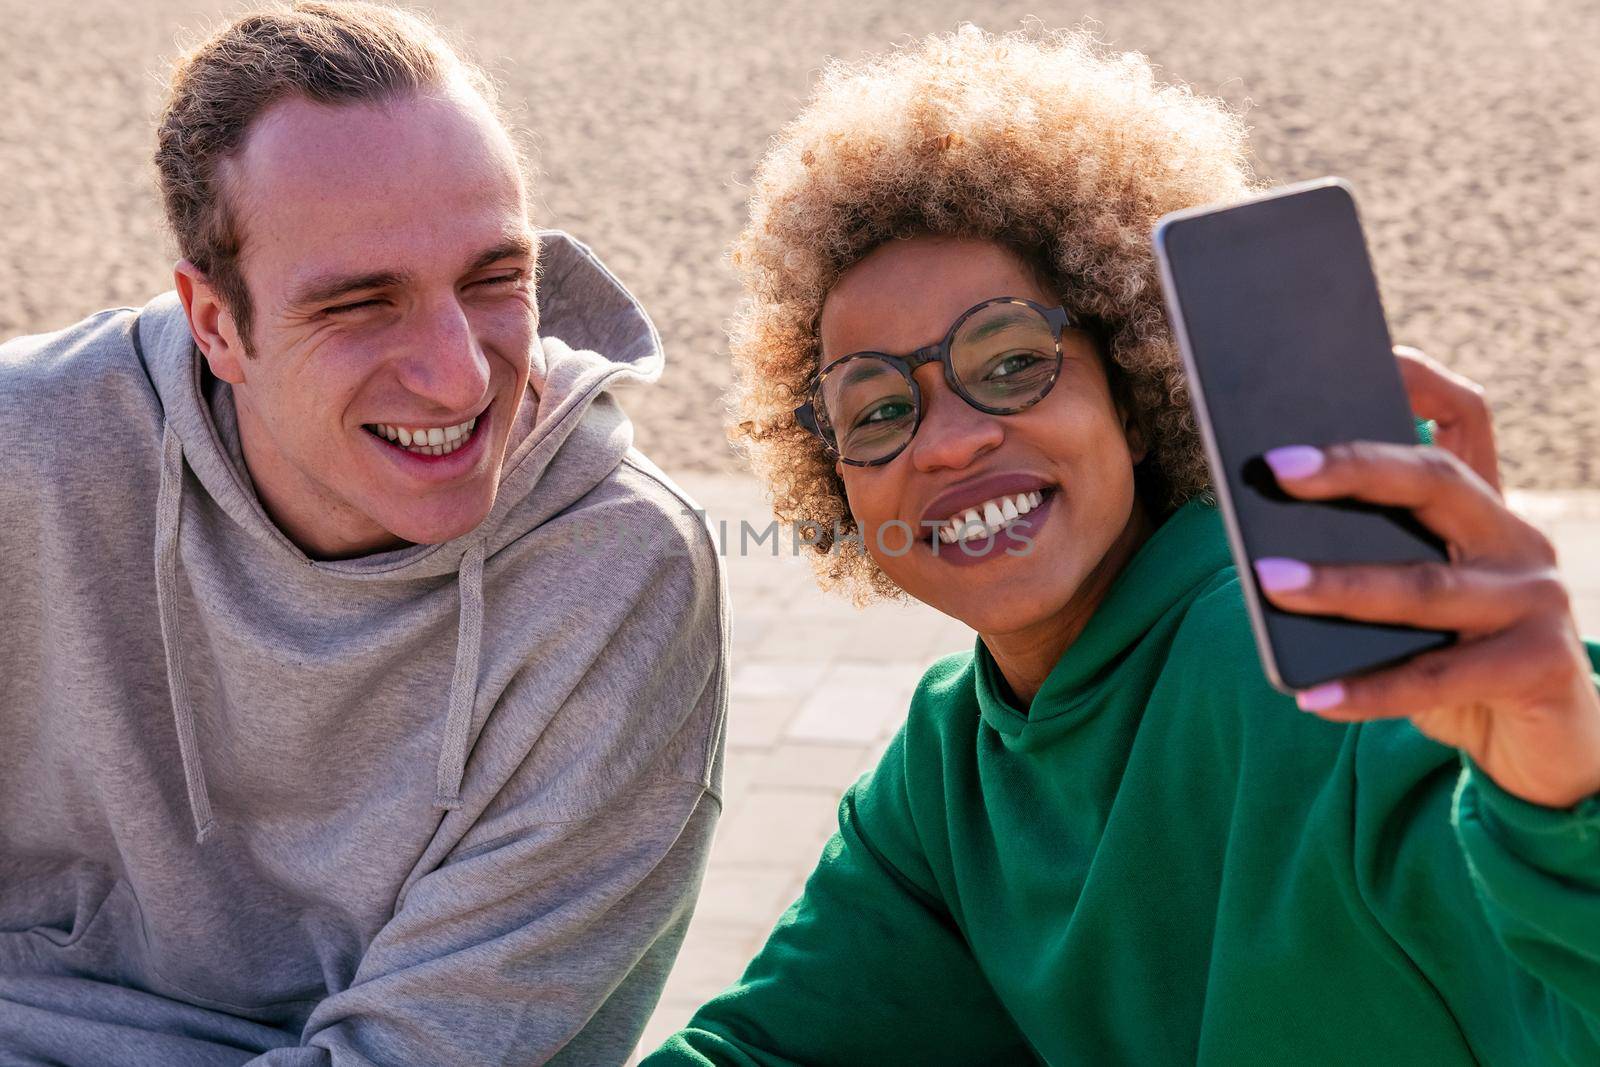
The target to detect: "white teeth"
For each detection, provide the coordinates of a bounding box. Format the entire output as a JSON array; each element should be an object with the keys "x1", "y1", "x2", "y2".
[
  {"x1": 936, "y1": 489, "x2": 1050, "y2": 545},
  {"x1": 368, "y1": 416, "x2": 478, "y2": 456}
]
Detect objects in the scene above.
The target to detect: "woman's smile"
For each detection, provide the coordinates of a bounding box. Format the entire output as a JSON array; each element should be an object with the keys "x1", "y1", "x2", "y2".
[{"x1": 925, "y1": 488, "x2": 1058, "y2": 567}]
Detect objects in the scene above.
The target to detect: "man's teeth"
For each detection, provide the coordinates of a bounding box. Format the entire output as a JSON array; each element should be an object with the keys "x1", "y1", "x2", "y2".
[
  {"x1": 367, "y1": 416, "x2": 478, "y2": 456},
  {"x1": 936, "y1": 491, "x2": 1046, "y2": 544}
]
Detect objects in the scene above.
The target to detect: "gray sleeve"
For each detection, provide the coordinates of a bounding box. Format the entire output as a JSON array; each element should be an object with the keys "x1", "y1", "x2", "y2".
[
  {"x1": 546, "y1": 793, "x2": 717, "y2": 1067},
  {"x1": 243, "y1": 782, "x2": 720, "y2": 1067}
]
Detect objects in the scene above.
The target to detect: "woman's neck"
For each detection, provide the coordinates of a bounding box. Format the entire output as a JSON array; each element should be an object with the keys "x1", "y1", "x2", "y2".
[{"x1": 982, "y1": 497, "x2": 1156, "y2": 709}]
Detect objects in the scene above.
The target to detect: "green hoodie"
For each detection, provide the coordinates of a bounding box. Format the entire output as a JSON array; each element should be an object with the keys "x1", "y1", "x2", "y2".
[{"x1": 647, "y1": 498, "x2": 1600, "y2": 1065}]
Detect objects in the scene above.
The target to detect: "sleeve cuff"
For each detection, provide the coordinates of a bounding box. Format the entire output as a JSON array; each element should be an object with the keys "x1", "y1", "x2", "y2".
[{"x1": 1456, "y1": 755, "x2": 1600, "y2": 874}]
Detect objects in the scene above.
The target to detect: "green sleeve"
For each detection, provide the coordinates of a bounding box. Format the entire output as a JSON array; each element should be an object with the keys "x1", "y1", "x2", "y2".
[
  {"x1": 641, "y1": 730, "x2": 1033, "y2": 1066},
  {"x1": 1363, "y1": 637, "x2": 1600, "y2": 1063}
]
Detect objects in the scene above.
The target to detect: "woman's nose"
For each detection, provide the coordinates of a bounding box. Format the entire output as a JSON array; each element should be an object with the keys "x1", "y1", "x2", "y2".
[
  {"x1": 392, "y1": 298, "x2": 491, "y2": 414},
  {"x1": 907, "y1": 368, "x2": 1004, "y2": 473}
]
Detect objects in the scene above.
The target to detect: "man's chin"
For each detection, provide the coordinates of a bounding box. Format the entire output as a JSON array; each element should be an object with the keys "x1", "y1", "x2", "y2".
[{"x1": 374, "y1": 498, "x2": 496, "y2": 548}]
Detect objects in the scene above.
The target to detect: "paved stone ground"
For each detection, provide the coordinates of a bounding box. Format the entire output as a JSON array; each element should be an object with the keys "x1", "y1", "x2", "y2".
[{"x1": 629, "y1": 472, "x2": 1600, "y2": 1059}]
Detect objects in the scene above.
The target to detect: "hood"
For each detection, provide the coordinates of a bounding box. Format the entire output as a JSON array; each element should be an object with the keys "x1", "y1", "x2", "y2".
[
  {"x1": 974, "y1": 499, "x2": 1233, "y2": 743},
  {"x1": 131, "y1": 230, "x2": 666, "y2": 840}
]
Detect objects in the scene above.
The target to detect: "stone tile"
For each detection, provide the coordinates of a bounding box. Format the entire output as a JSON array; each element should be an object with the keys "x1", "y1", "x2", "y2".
[
  {"x1": 1507, "y1": 492, "x2": 1600, "y2": 595},
  {"x1": 1506, "y1": 490, "x2": 1600, "y2": 525},
  {"x1": 785, "y1": 663, "x2": 921, "y2": 744},
  {"x1": 726, "y1": 611, "x2": 772, "y2": 651},
  {"x1": 710, "y1": 785, "x2": 840, "y2": 872},
  {"x1": 1574, "y1": 594, "x2": 1600, "y2": 638},
  {"x1": 687, "y1": 862, "x2": 801, "y2": 932},
  {"x1": 752, "y1": 741, "x2": 879, "y2": 792},
  {"x1": 723, "y1": 695, "x2": 799, "y2": 751},
  {"x1": 718, "y1": 746, "x2": 757, "y2": 805},
  {"x1": 1550, "y1": 532, "x2": 1600, "y2": 598},
  {"x1": 745, "y1": 616, "x2": 863, "y2": 662},
  {"x1": 730, "y1": 660, "x2": 830, "y2": 701}
]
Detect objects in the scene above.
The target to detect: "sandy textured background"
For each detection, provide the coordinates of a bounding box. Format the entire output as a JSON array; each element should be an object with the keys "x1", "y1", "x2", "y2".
[{"x1": 2, "y1": 0, "x2": 1596, "y2": 487}]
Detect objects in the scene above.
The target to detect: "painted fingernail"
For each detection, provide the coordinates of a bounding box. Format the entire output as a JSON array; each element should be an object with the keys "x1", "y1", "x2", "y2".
[
  {"x1": 1254, "y1": 557, "x2": 1313, "y2": 592},
  {"x1": 1296, "y1": 683, "x2": 1345, "y2": 711},
  {"x1": 1263, "y1": 446, "x2": 1324, "y2": 480}
]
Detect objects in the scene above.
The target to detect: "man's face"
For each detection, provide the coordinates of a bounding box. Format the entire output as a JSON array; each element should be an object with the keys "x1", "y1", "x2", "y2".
[{"x1": 185, "y1": 86, "x2": 537, "y2": 559}]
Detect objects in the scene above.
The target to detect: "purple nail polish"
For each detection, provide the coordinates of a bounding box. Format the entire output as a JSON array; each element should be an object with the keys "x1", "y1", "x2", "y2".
[
  {"x1": 1264, "y1": 446, "x2": 1324, "y2": 480},
  {"x1": 1254, "y1": 557, "x2": 1313, "y2": 592},
  {"x1": 1296, "y1": 683, "x2": 1345, "y2": 712}
]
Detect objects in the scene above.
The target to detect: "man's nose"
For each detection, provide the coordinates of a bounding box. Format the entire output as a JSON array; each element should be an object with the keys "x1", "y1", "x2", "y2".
[
  {"x1": 907, "y1": 365, "x2": 1004, "y2": 473},
  {"x1": 392, "y1": 296, "x2": 491, "y2": 414}
]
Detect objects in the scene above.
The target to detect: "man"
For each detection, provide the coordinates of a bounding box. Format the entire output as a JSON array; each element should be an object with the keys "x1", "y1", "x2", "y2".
[{"x1": 0, "y1": 2, "x2": 727, "y2": 1063}]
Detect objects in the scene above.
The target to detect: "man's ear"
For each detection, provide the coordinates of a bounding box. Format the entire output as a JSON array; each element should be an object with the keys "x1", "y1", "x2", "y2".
[{"x1": 174, "y1": 260, "x2": 249, "y2": 385}]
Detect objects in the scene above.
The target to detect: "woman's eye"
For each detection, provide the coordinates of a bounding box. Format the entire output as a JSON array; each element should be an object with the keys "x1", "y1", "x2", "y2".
[
  {"x1": 987, "y1": 351, "x2": 1046, "y2": 378},
  {"x1": 856, "y1": 399, "x2": 914, "y2": 427}
]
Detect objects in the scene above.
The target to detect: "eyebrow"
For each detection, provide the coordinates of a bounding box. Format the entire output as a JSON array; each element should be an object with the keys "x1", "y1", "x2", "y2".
[
  {"x1": 962, "y1": 311, "x2": 1033, "y2": 344},
  {"x1": 464, "y1": 235, "x2": 536, "y2": 274},
  {"x1": 832, "y1": 360, "x2": 897, "y2": 390},
  {"x1": 286, "y1": 234, "x2": 537, "y2": 311},
  {"x1": 287, "y1": 269, "x2": 412, "y2": 311}
]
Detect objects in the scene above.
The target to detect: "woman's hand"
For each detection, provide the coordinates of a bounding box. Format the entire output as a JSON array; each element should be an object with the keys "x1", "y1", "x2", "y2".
[{"x1": 1251, "y1": 347, "x2": 1600, "y2": 809}]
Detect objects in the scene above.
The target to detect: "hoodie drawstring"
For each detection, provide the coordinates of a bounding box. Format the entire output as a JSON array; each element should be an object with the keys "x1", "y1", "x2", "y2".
[
  {"x1": 155, "y1": 423, "x2": 217, "y2": 845},
  {"x1": 156, "y1": 418, "x2": 487, "y2": 836},
  {"x1": 434, "y1": 537, "x2": 487, "y2": 810}
]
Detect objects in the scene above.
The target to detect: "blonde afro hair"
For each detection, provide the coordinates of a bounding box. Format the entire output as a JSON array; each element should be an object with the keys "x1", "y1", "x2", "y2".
[{"x1": 729, "y1": 24, "x2": 1262, "y2": 601}]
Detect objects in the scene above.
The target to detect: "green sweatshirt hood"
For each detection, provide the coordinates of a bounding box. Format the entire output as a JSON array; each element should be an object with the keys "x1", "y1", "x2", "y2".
[{"x1": 976, "y1": 499, "x2": 1231, "y2": 742}]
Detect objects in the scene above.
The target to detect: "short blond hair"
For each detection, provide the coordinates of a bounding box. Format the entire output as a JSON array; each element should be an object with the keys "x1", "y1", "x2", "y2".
[
  {"x1": 154, "y1": 1, "x2": 512, "y2": 350},
  {"x1": 728, "y1": 25, "x2": 1261, "y2": 601}
]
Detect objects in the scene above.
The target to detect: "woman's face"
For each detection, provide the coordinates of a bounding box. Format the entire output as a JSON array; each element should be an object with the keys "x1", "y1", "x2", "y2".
[{"x1": 818, "y1": 235, "x2": 1149, "y2": 638}]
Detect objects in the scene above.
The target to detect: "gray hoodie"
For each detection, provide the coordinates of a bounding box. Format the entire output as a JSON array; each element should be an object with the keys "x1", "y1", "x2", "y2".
[{"x1": 0, "y1": 232, "x2": 728, "y2": 1065}]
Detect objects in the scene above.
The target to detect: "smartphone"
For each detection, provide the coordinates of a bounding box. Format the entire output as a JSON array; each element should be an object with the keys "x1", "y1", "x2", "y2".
[{"x1": 1152, "y1": 177, "x2": 1455, "y2": 693}]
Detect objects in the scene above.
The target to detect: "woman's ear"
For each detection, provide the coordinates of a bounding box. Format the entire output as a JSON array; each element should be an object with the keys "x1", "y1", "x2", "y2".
[{"x1": 1120, "y1": 405, "x2": 1148, "y2": 465}]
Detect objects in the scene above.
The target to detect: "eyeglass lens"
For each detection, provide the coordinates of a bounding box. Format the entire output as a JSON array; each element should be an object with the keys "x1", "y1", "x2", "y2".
[{"x1": 818, "y1": 301, "x2": 1061, "y2": 464}]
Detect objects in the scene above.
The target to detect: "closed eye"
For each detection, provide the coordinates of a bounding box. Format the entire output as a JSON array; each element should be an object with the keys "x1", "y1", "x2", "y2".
[
  {"x1": 325, "y1": 298, "x2": 384, "y2": 315},
  {"x1": 471, "y1": 271, "x2": 526, "y2": 290}
]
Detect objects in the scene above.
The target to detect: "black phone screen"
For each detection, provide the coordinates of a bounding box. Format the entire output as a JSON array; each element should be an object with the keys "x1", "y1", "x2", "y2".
[{"x1": 1154, "y1": 180, "x2": 1454, "y2": 692}]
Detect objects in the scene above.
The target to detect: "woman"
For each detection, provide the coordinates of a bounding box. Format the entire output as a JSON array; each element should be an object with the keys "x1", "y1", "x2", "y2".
[{"x1": 646, "y1": 26, "x2": 1600, "y2": 1065}]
